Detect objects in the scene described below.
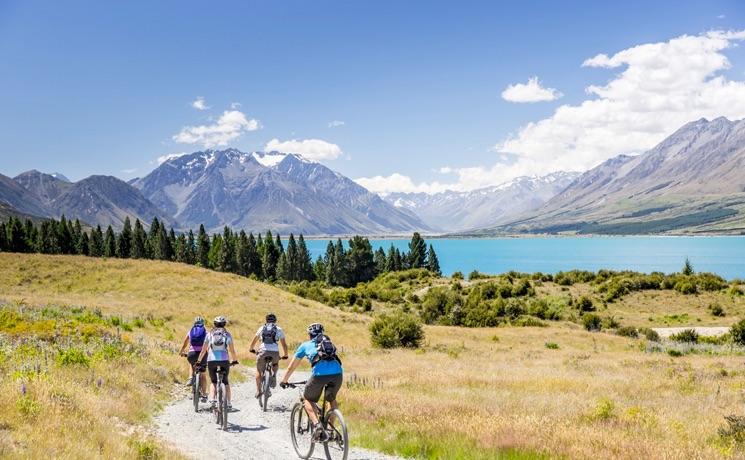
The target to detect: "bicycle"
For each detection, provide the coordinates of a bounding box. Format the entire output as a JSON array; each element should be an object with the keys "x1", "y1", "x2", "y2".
[
  {"x1": 181, "y1": 353, "x2": 206, "y2": 413},
  {"x1": 203, "y1": 361, "x2": 238, "y2": 431},
  {"x1": 251, "y1": 350, "x2": 288, "y2": 412},
  {"x1": 282, "y1": 381, "x2": 348, "y2": 460}
]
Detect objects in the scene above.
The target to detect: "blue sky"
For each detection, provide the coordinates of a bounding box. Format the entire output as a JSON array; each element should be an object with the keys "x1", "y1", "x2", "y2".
[{"x1": 1, "y1": 0, "x2": 744, "y2": 192}]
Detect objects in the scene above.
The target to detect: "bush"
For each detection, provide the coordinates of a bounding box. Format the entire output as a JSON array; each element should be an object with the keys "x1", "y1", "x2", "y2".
[
  {"x1": 670, "y1": 328, "x2": 699, "y2": 343},
  {"x1": 369, "y1": 311, "x2": 424, "y2": 349},
  {"x1": 708, "y1": 303, "x2": 726, "y2": 317},
  {"x1": 616, "y1": 326, "x2": 638, "y2": 338},
  {"x1": 730, "y1": 319, "x2": 745, "y2": 346},
  {"x1": 56, "y1": 347, "x2": 90, "y2": 367},
  {"x1": 576, "y1": 295, "x2": 595, "y2": 312},
  {"x1": 638, "y1": 327, "x2": 660, "y2": 342},
  {"x1": 667, "y1": 349, "x2": 683, "y2": 357},
  {"x1": 583, "y1": 313, "x2": 602, "y2": 331},
  {"x1": 452, "y1": 271, "x2": 464, "y2": 280},
  {"x1": 674, "y1": 280, "x2": 697, "y2": 295},
  {"x1": 511, "y1": 279, "x2": 533, "y2": 297},
  {"x1": 545, "y1": 342, "x2": 559, "y2": 349},
  {"x1": 601, "y1": 316, "x2": 620, "y2": 329}
]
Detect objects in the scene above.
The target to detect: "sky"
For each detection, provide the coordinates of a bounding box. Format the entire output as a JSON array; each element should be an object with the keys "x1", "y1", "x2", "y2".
[{"x1": 1, "y1": 0, "x2": 744, "y2": 193}]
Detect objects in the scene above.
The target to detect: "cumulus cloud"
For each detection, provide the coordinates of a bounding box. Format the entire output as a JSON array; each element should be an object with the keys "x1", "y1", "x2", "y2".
[
  {"x1": 501, "y1": 76, "x2": 563, "y2": 103},
  {"x1": 156, "y1": 152, "x2": 188, "y2": 164},
  {"x1": 355, "y1": 174, "x2": 450, "y2": 195},
  {"x1": 328, "y1": 120, "x2": 345, "y2": 128},
  {"x1": 191, "y1": 97, "x2": 209, "y2": 110},
  {"x1": 497, "y1": 30, "x2": 745, "y2": 175},
  {"x1": 265, "y1": 138, "x2": 343, "y2": 161},
  {"x1": 173, "y1": 110, "x2": 261, "y2": 148}
]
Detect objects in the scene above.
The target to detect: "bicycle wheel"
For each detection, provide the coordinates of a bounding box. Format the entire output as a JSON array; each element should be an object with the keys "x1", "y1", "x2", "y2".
[
  {"x1": 323, "y1": 409, "x2": 348, "y2": 460},
  {"x1": 192, "y1": 372, "x2": 199, "y2": 413},
  {"x1": 261, "y1": 369, "x2": 270, "y2": 412},
  {"x1": 290, "y1": 402, "x2": 314, "y2": 459},
  {"x1": 220, "y1": 383, "x2": 228, "y2": 431},
  {"x1": 214, "y1": 382, "x2": 222, "y2": 425}
]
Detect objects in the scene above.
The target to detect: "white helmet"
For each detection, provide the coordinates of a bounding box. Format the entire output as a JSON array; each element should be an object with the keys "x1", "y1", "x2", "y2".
[{"x1": 213, "y1": 316, "x2": 227, "y2": 327}]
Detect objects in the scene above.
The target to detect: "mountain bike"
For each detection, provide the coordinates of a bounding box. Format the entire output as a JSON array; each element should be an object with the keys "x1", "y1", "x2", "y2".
[
  {"x1": 251, "y1": 350, "x2": 288, "y2": 412},
  {"x1": 181, "y1": 353, "x2": 206, "y2": 413},
  {"x1": 282, "y1": 381, "x2": 348, "y2": 460},
  {"x1": 207, "y1": 361, "x2": 238, "y2": 431}
]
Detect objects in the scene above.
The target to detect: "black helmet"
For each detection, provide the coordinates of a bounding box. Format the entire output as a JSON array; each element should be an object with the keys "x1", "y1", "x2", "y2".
[
  {"x1": 266, "y1": 313, "x2": 277, "y2": 323},
  {"x1": 307, "y1": 322, "x2": 324, "y2": 338},
  {"x1": 213, "y1": 315, "x2": 227, "y2": 328}
]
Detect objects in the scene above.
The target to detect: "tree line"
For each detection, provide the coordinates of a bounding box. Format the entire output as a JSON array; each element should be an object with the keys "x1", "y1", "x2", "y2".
[{"x1": 0, "y1": 215, "x2": 441, "y2": 286}]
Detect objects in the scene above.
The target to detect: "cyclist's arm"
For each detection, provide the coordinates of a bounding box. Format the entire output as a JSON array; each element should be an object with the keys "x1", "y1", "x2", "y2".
[
  {"x1": 178, "y1": 334, "x2": 189, "y2": 355},
  {"x1": 248, "y1": 334, "x2": 258, "y2": 352},
  {"x1": 280, "y1": 337, "x2": 288, "y2": 357},
  {"x1": 228, "y1": 340, "x2": 237, "y2": 362},
  {"x1": 197, "y1": 343, "x2": 209, "y2": 363},
  {"x1": 280, "y1": 356, "x2": 301, "y2": 384}
]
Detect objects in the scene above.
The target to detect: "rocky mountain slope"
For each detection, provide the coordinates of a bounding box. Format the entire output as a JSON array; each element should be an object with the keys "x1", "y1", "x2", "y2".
[
  {"x1": 132, "y1": 149, "x2": 431, "y2": 234},
  {"x1": 481, "y1": 117, "x2": 745, "y2": 235},
  {"x1": 384, "y1": 172, "x2": 579, "y2": 232}
]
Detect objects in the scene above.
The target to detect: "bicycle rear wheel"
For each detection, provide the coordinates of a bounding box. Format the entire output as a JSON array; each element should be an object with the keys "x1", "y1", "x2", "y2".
[
  {"x1": 220, "y1": 383, "x2": 228, "y2": 431},
  {"x1": 192, "y1": 371, "x2": 199, "y2": 412},
  {"x1": 290, "y1": 403, "x2": 314, "y2": 459},
  {"x1": 261, "y1": 369, "x2": 270, "y2": 412},
  {"x1": 323, "y1": 409, "x2": 348, "y2": 460}
]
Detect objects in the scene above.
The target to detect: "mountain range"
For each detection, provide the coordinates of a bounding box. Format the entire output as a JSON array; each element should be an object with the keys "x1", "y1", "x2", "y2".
[
  {"x1": 474, "y1": 117, "x2": 745, "y2": 235},
  {"x1": 384, "y1": 172, "x2": 579, "y2": 232}
]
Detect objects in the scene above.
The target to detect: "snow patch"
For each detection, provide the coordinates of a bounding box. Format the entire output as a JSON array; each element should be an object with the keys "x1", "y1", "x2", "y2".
[{"x1": 252, "y1": 152, "x2": 288, "y2": 168}]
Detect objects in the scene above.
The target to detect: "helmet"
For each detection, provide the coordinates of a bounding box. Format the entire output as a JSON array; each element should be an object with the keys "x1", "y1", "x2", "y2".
[
  {"x1": 213, "y1": 315, "x2": 227, "y2": 327},
  {"x1": 194, "y1": 316, "x2": 204, "y2": 326},
  {"x1": 266, "y1": 313, "x2": 277, "y2": 323},
  {"x1": 307, "y1": 322, "x2": 324, "y2": 338}
]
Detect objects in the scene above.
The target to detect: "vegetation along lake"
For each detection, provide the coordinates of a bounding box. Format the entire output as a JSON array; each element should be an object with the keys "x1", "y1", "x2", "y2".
[{"x1": 306, "y1": 236, "x2": 745, "y2": 279}]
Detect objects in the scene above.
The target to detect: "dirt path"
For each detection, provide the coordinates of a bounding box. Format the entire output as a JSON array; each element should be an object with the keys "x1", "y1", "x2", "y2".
[
  {"x1": 155, "y1": 371, "x2": 401, "y2": 460},
  {"x1": 653, "y1": 326, "x2": 730, "y2": 338}
]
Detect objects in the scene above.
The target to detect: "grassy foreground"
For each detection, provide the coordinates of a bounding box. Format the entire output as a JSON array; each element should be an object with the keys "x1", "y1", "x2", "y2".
[{"x1": 1, "y1": 253, "x2": 745, "y2": 459}]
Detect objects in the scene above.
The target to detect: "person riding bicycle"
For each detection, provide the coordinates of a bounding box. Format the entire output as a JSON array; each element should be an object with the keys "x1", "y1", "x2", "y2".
[
  {"x1": 178, "y1": 316, "x2": 208, "y2": 401},
  {"x1": 248, "y1": 313, "x2": 288, "y2": 399},
  {"x1": 281, "y1": 322, "x2": 343, "y2": 442},
  {"x1": 196, "y1": 316, "x2": 238, "y2": 410}
]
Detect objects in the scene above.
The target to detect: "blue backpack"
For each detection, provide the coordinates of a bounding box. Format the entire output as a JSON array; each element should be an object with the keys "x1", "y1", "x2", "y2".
[{"x1": 189, "y1": 325, "x2": 206, "y2": 346}]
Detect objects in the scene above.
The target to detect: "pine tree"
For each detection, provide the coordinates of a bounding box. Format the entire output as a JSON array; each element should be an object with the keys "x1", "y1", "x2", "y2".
[
  {"x1": 104, "y1": 225, "x2": 117, "y2": 257},
  {"x1": 374, "y1": 247, "x2": 387, "y2": 274},
  {"x1": 89, "y1": 226, "x2": 104, "y2": 257},
  {"x1": 0, "y1": 222, "x2": 7, "y2": 251},
  {"x1": 186, "y1": 230, "x2": 196, "y2": 265},
  {"x1": 426, "y1": 244, "x2": 441, "y2": 276},
  {"x1": 131, "y1": 219, "x2": 147, "y2": 259},
  {"x1": 6, "y1": 217, "x2": 27, "y2": 253},
  {"x1": 329, "y1": 238, "x2": 349, "y2": 286},
  {"x1": 36, "y1": 220, "x2": 58, "y2": 254},
  {"x1": 297, "y1": 234, "x2": 314, "y2": 281},
  {"x1": 57, "y1": 216, "x2": 73, "y2": 254},
  {"x1": 324, "y1": 241, "x2": 336, "y2": 285},
  {"x1": 157, "y1": 225, "x2": 172, "y2": 260},
  {"x1": 247, "y1": 232, "x2": 262, "y2": 278},
  {"x1": 208, "y1": 234, "x2": 222, "y2": 270},
  {"x1": 235, "y1": 230, "x2": 249, "y2": 276},
  {"x1": 79, "y1": 232, "x2": 89, "y2": 256},
  {"x1": 275, "y1": 234, "x2": 284, "y2": 255},
  {"x1": 285, "y1": 233, "x2": 299, "y2": 281},
  {"x1": 117, "y1": 217, "x2": 132, "y2": 258},
  {"x1": 23, "y1": 219, "x2": 36, "y2": 252},
  {"x1": 175, "y1": 233, "x2": 188, "y2": 263},
  {"x1": 168, "y1": 228, "x2": 177, "y2": 259},
  {"x1": 277, "y1": 252, "x2": 289, "y2": 281},
  {"x1": 218, "y1": 227, "x2": 234, "y2": 272},
  {"x1": 196, "y1": 225, "x2": 210, "y2": 267},
  {"x1": 313, "y1": 255, "x2": 326, "y2": 281},
  {"x1": 347, "y1": 236, "x2": 376, "y2": 284},
  {"x1": 394, "y1": 248, "x2": 403, "y2": 271},
  {"x1": 385, "y1": 244, "x2": 397, "y2": 272},
  {"x1": 682, "y1": 257, "x2": 694, "y2": 276},
  {"x1": 408, "y1": 232, "x2": 427, "y2": 269},
  {"x1": 72, "y1": 219, "x2": 85, "y2": 255},
  {"x1": 262, "y1": 231, "x2": 279, "y2": 281}
]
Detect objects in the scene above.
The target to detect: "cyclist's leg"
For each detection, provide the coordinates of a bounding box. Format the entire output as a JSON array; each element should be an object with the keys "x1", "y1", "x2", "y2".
[
  {"x1": 323, "y1": 374, "x2": 343, "y2": 424},
  {"x1": 198, "y1": 353, "x2": 208, "y2": 397},
  {"x1": 186, "y1": 352, "x2": 198, "y2": 384},
  {"x1": 223, "y1": 364, "x2": 231, "y2": 405},
  {"x1": 207, "y1": 361, "x2": 218, "y2": 402},
  {"x1": 303, "y1": 375, "x2": 326, "y2": 425},
  {"x1": 255, "y1": 352, "x2": 264, "y2": 395}
]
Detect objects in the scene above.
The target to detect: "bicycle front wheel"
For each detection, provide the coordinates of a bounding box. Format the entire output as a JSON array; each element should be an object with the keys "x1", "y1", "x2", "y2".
[
  {"x1": 290, "y1": 402, "x2": 314, "y2": 459},
  {"x1": 220, "y1": 383, "x2": 228, "y2": 431},
  {"x1": 261, "y1": 371, "x2": 270, "y2": 412},
  {"x1": 192, "y1": 374, "x2": 199, "y2": 413},
  {"x1": 323, "y1": 409, "x2": 348, "y2": 460}
]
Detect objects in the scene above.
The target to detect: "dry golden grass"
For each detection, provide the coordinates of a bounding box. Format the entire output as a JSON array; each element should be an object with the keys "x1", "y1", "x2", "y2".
[{"x1": 2, "y1": 253, "x2": 745, "y2": 459}]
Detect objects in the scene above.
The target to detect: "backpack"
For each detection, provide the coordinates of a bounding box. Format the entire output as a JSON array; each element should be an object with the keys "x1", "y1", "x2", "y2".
[
  {"x1": 311, "y1": 334, "x2": 341, "y2": 367},
  {"x1": 261, "y1": 323, "x2": 278, "y2": 344},
  {"x1": 210, "y1": 328, "x2": 228, "y2": 351},
  {"x1": 189, "y1": 325, "x2": 206, "y2": 346}
]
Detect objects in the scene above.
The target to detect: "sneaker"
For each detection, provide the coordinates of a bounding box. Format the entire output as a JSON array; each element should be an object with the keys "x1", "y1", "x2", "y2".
[
  {"x1": 200, "y1": 394, "x2": 208, "y2": 402},
  {"x1": 312, "y1": 423, "x2": 328, "y2": 442},
  {"x1": 209, "y1": 400, "x2": 217, "y2": 409},
  {"x1": 227, "y1": 403, "x2": 233, "y2": 411}
]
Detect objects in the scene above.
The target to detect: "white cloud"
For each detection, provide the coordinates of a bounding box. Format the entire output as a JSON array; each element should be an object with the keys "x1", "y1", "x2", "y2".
[
  {"x1": 121, "y1": 168, "x2": 137, "y2": 174},
  {"x1": 496, "y1": 30, "x2": 745, "y2": 176},
  {"x1": 230, "y1": 102, "x2": 242, "y2": 109},
  {"x1": 191, "y1": 97, "x2": 209, "y2": 111},
  {"x1": 718, "y1": 14, "x2": 726, "y2": 19},
  {"x1": 328, "y1": 120, "x2": 345, "y2": 128},
  {"x1": 265, "y1": 138, "x2": 343, "y2": 161},
  {"x1": 355, "y1": 174, "x2": 450, "y2": 195},
  {"x1": 437, "y1": 166, "x2": 453, "y2": 174},
  {"x1": 501, "y1": 76, "x2": 563, "y2": 103},
  {"x1": 157, "y1": 152, "x2": 188, "y2": 164},
  {"x1": 173, "y1": 110, "x2": 261, "y2": 148}
]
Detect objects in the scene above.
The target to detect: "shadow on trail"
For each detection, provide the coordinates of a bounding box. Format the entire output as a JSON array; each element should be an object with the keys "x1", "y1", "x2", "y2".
[{"x1": 228, "y1": 423, "x2": 268, "y2": 433}]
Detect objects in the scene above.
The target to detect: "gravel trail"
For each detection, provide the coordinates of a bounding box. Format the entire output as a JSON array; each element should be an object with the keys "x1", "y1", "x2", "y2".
[{"x1": 155, "y1": 371, "x2": 401, "y2": 460}]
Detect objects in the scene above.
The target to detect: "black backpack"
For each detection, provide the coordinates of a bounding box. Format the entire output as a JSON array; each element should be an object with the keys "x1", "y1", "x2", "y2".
[
  {"x1": 261, "y1": 323, "x2": 278, "y2": 344},
  {"x1": 311, "y1": 334, "x2": 341, "y2": 367}
]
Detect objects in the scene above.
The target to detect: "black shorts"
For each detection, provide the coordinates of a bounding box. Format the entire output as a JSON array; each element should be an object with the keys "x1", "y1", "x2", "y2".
[
  {"x1": 304, "y1": 373, "x2": 343, "y2": 403},
  {"x1": 186, "y1": 351, "x2": 207, "y2": 367},
  {"x1": 208, "y1": 361, "x2": 231, "y2": 385}
]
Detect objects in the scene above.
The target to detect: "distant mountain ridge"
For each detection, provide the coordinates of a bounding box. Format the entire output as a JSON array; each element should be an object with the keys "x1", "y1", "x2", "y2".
[
  {"x1": 480, "y1": 117, "x2": 745, "y2": 235},
  {"x1": 132, "y1": 149, "x2": 431, "y2": 235},
  {"x1": 384, "y1": 172, "x2": 579, "y2": 232}
]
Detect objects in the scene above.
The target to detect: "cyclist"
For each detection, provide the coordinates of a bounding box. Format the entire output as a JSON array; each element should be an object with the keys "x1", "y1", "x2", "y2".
[
  {"x1": 249, "y1": 313, "x2": 289, "y2": 399},
  {"x1": 281, "y1": 322, "x2": 343, "y2": 441},
  {"x1": 196, "y1": 315, "x2": 238, "y2": 410},
  {"x1": 178, "y1": 316, "x2": 208, "y2": 401}
]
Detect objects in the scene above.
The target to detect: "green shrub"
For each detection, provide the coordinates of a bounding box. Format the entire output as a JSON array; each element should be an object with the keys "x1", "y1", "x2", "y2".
[
  {"x1": 670, "y1": 328, "x2": 698, "y2": 343},
  {"x1": 511, "y1": 279, "x2": 533, "y2": 297},
  {"x1": 674, "y1": 280, "x2": 697, "y2": 295},
  {"x1": 601, "y1": 316, "x2": 620, "y2": 329},
  {"x1": 452, "y1": 271, "x2": 464, "y2": 280},
  {"x1": 708, "y1": 303, "x2": 725, "y2": 317},
  {"x1": 468, "y1": 270, "x2": 488, "y2": 281},
  {"x1": 616, "y1": 326, "x2": 638, "y2": 338},
  {"x1": 513, "y1": 316, "x2": 546, "y2": 327},
  {"x1": 369, "y1": 311, "x2": 424, "y2": 349},
  {"x1": 718, "y1": 415, "x2": 745, "y2": 445},
  {"x1": 638, "y1": 327, "x2": 660, "y2": 342},
  {"x1": 576, "y1": 295, "x2": 595, "y2": 312},
  {"x1": 583, "y1": 313, "x2": 602, "y2": 331},
  {"x1": 730, "y1": 319, "x2": 745, "y2": 346},
  {"x1": 593, "y1": 398, "x2": 615, "y2": 421},
  {"x1": 545, "y1": 342, "x2": 559, "y2": 349},
  {"x1": 667, "y1": 349, "x2": 683, "y2": 357},
  {"x1": 56, "y1": 347, "x2": 90, "y2": 367}
]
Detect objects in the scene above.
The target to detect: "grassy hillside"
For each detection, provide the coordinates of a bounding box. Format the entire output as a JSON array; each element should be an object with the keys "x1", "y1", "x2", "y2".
[{"x1": 2, "y1": 254, "x2": 745, "y2": 459}]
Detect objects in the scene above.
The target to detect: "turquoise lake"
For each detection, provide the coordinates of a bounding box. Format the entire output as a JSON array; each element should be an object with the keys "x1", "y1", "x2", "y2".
[{"x1": 305, "y1": 236, "x2": 745, "y2": 280}]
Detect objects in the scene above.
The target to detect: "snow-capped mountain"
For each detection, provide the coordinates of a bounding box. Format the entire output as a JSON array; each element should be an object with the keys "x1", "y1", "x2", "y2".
[
  {"x1": 132, "y1": 149, "x2": 431, "y2": 235},
  {"x1": 489, "y1": 117, "x2": 745, "y2": 234},
  {"x1": 384, "y1": 172, "x2": 579, "y2": 232}
]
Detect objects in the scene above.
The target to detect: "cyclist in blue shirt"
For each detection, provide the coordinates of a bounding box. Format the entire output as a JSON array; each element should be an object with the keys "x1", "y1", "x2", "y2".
[{"x1": 281, "y1": 323, "x2": 343, "y2": 441}]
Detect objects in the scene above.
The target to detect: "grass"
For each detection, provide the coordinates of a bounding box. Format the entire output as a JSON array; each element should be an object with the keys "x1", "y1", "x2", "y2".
[{"x1": 2, "y1": 253, "x2": 745, "y2": 458}]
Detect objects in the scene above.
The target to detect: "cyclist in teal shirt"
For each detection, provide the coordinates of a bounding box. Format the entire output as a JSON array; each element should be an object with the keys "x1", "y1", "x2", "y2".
[{"x1": 281, "y1": 323, "x2": 343, "y2": 441}]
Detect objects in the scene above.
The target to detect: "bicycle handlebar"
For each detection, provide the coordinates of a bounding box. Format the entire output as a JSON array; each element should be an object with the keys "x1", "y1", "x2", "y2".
[{"x1": 280, "y1": 381, "x2": 307, "y2": 389}]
